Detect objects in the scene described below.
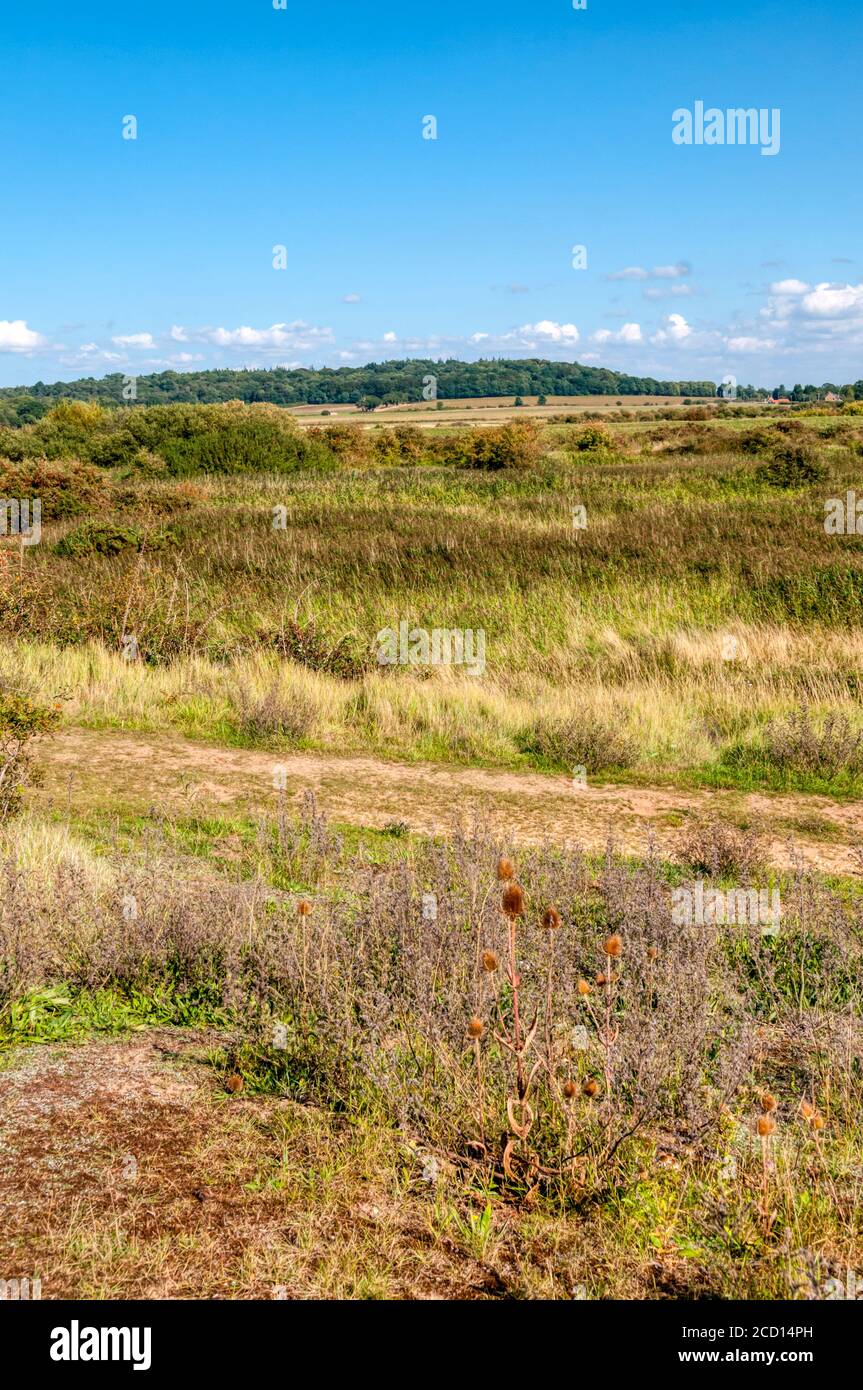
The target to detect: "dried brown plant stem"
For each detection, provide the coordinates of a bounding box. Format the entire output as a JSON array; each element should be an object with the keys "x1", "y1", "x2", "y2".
[{"x1": 474, "y1": 1034, "x2": 486, "y2": 1141}]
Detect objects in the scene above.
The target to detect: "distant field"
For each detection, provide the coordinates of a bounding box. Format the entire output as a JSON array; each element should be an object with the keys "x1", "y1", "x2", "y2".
[{"x1": 288, "y1": 394, "x2": 775, "y2": 427}]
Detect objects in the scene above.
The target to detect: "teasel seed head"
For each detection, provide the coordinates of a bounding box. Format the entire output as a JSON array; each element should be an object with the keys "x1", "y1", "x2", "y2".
[
  {"x1": 541, "y1": 906, "x2": 562, "y2": 930},
  {"x1": 297, "y1": 900, "x2": 312, "y2": 917},
  {"x1": 595, "y1": 971, "x2": 607, "y2": 986},
  {"x1": 502, "y1": 883, "x2": 525, "y2": 919},
  {"x1": 647, "y1": 946, "x2": 659, "y2": 962},
  {"x1": 811, "y1": 1113, "x2": 825, "y2": 1131},
  {"x1": 481, "y1": 949, "x2": 499, "y2": 973},
  {"x1": 760, "y1": 1092, "x2": 777, "y2": 1113},
  {"x1": 563, "y1": 1080, "x2": 577, "y2": 1100},
  {"x1": 577, "y1": 978, "x2": 591, "y2": 996},
  {"x1": 800, "y1": 1099, "x2": 815, "y2": 1120},
  {"x1": 603, "y1": 934, "x2": 622, "y2": 958},
  {"x1": 583, "y1": 1078, "x2": 600, "y2": 1099},
  {"x1": 757, "y1": 1115, "x2": 776, "y2": 1138},
  {"x1": 226, "y1": 1073, "x2": 244, "y2": 1094},
  {"x1": 496, "y1": 857, "x2": 515, "y2": 882},
  {"x1": 467, "y1": 1016, "x2": 485, "y2": 1039}
]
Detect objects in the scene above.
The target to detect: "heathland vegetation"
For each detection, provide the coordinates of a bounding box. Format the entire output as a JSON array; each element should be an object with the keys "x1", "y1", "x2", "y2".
[
  {"x1": 2, "y1": 390, "x2": 862, "y2": 1298},
  {"x1": 3, "y1": 397, "x2": 863, "y2": 794}
]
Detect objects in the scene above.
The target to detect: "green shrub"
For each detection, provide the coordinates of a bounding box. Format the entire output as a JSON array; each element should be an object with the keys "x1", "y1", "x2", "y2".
[
  {"x1": 265, "y1": 619, "x2": 370, "y2": 680},
  {"x1": 738, "y1": 427, "x2": 774, "y2": 457},
  {"x1": 755, "y1": 441, "x2": 827, "y2": 488},
  {"x1": 54, "y1": 520, "x2": 178, "y2": 557},
  {"x1": 0, "y1": 693, "x2": 61, "y2": 821},
  {"x1": 431, "y1": 419, "x2": 544, "y2": 470},
  {"x1": 569, "y1": 424, "x2": 612, "y2": 453},
  {"x1": 305, "y1": 423, "x2": 371, "y2": 467},
  {"x1": 0, "y1": 458, "x2": 110, "y2": 519},
  {"x1": 369, "y1": 424, "x2": 425, "y2": 465},
  {"x1": 87, "y1": 430, "x2": 145, "y2": 469}
]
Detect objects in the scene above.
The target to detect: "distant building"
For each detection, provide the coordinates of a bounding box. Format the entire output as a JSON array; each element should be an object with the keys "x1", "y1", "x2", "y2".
[{"x1": 825, "y1": 392, "x2": 842, "y2": 403}]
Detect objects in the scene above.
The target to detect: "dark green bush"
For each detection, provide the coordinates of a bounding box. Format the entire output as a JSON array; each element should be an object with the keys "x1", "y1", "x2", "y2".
[
  {"x1": 54, "y1": 520, "x2": 178, "y2": 557},
  {"x1": 755, "y1": 441, "x2": 828, "y2": 488}
]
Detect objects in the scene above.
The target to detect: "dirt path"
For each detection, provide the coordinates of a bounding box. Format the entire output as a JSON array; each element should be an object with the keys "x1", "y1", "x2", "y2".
[{"x1": 36, "y1": 728, "x2": 863, "y2": 875}]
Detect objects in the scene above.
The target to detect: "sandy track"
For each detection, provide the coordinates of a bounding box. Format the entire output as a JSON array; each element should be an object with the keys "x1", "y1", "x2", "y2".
[{"x1": 34, "y1": 728, "x2": 863, "y2": 875}]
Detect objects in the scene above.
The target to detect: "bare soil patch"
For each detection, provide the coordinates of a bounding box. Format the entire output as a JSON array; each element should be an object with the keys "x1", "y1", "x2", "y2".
[{"x1": 37, "y1": 728, "x2": 863, "y2": 875}]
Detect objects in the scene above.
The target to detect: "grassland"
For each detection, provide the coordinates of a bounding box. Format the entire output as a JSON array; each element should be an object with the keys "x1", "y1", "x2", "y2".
[
  {"x1": 1, "y1": 396, "x2": 862, "y2": 1300},
  {"x1": 3, "y1": 398, "x2": 863, "y2": 795}
]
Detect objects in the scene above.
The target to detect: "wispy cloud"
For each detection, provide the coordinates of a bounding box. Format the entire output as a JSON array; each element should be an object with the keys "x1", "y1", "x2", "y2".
[
  {"x1": 111, "y1": 332, "x2": 155, "y2": 349},
  {"x1": 606, "y1": 261, "x2": 691, "y2": 282}
]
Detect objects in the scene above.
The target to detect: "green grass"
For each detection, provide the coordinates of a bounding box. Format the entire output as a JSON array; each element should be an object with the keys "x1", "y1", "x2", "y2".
[{"x1": 0, "y1": 984, "x2": 231, "y2": 1054}]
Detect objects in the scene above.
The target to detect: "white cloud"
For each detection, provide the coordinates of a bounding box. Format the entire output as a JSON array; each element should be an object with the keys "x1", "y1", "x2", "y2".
[
  {"x1": 59, "y1": 346, "x2": 126, "y2": 367},
  {"x1": 204, "y1": 322, "x2": 335, "y2": 351},
  {"x1": 466, "y1": 321, "x2": 579, "y2": 351},
  {"x1": 111, "y1": 332, "x2": 155, "y2": 349},
  {"x1": 800, "y1": 283, "x2": 863, "y2": 318},
  {"x1": 169, "y1": 325, "x2": 189, "y2": 341},
  {"x1": 516, "y1": 320, "x2": 579, "y2": 343},
  {"x1": 770, "y1": 278, "x2": 809, "y2": 295},
  {"x1": 383, "y1": 331, "x2": 398, "y2": 343},
  {"x1": 726, "y1": 336, "x2": 777, "y2": 353},
  {"x1": 0, "y1": 319, "x2": 48, "y2": 353},
  {"x1": 607, "y1": 261, "x2": 690, "y2": 282},
  {"x1": 653, "y1": 262, "x2": 691, "y2": 279},
  {"x1": 592, "y1": 322, "x2": 643, "y2": 345},
  {"x1": 342, "y1": 294, "x2": 362, "y2": 304},
  {"x1": 651, "y1": 312, "x2": 692, "y2": 345}
]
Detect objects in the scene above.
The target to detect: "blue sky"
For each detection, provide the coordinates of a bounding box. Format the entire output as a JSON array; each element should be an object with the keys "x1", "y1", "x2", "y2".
[{"x1": 0, "y1": 0, "x2": 860, "y2": 389}]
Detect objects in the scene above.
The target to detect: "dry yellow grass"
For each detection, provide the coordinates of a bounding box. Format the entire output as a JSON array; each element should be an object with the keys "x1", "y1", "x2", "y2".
[{"x1": 3, "y1": 627, "x2": 862, "y2": 778}]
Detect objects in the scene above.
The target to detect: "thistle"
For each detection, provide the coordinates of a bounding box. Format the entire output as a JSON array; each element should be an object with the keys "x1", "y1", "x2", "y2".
[{"x1": 502, "y1": 883, "x2": 525, "y2": 918}]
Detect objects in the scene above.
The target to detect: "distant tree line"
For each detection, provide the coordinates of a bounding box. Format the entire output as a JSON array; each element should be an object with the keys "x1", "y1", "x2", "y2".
[
  {"x1": 0, "y1": 359, "x2": 860, "y2": 425},
  {"x1": 0, "y1": 358, "x2": 717, "y2": 415}
]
